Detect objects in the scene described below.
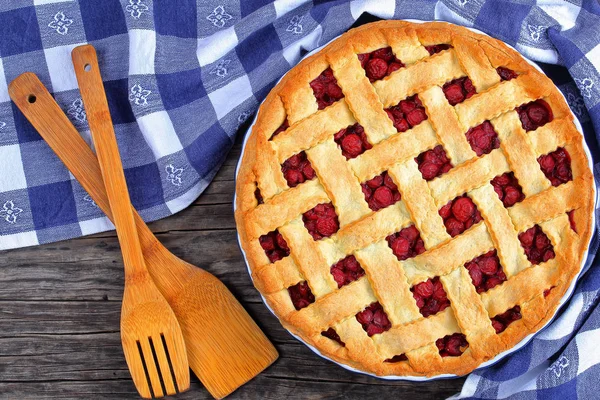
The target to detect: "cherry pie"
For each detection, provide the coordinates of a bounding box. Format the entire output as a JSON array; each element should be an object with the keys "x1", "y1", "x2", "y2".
[{"x1": 235, "y1": 21, "x2": 594, "y2": 377}]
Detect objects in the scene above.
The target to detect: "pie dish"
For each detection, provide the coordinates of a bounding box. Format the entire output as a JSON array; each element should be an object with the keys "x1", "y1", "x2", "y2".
[{"x1": 234, "y1": 20, "x2": 595, "y2": 377}]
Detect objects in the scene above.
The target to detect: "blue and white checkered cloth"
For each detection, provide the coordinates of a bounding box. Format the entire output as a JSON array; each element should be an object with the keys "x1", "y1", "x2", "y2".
[{"x1": 0, "y1": 1, "x2": 599, "y2": 397}]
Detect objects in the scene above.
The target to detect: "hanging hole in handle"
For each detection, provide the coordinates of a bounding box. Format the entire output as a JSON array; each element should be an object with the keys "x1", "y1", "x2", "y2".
[
  {"x1": 28, "y1": 95, "x2": 36, "y2": 104},
  {"x1": 84, "y1": 64, "x2": 91, "y2": 72}
]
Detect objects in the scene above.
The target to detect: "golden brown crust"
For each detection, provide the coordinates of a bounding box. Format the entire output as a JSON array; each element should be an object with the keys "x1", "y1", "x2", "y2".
[{"x1": 234, "y1": 21, "x2": 595, "y2": 377}]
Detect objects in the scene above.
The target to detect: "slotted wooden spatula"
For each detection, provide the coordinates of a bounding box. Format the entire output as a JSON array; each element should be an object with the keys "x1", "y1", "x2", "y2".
[
  {"x1": 71, "y1": 45, "x2": 189, "y2": 398},
  {"x1": 9, "y1": 50, "x2": 278, "y2": 399}
]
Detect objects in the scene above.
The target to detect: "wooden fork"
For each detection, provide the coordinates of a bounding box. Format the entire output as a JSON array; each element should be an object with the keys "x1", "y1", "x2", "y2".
[
  {"x1": 71, "y1": 45, "x2": 189, "y2": 398},
  {"x1": 9, "y1": 49, "x2": 278, "y2": 398}
]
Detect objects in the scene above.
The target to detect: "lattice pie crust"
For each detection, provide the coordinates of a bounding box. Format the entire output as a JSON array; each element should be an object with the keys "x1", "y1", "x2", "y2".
[{"x1": 235, "y1": 21, "x2": 594, "y2": 376}]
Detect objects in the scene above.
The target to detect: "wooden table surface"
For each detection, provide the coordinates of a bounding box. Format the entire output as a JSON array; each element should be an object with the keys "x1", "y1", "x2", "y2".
[{"x1": 0, "y1": 139, "x2": 465, "y2": 399}]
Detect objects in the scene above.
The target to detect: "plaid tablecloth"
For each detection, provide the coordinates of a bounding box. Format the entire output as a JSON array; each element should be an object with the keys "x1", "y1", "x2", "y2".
[{"x1": 1, "y1": 1, "x2": 599, "y2": 398}]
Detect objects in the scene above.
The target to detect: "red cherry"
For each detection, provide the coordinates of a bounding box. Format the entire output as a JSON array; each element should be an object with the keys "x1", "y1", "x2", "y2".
[
  {"x1": 391, "y1": 237, "x2": 411, "y2": 258},
  {"x1": 479, "y1": 256, "x2": 498, "y2": 275},
  {"x1": 366, "y1": 58, "x2": 389, "y2": 81},
  {"x1": 358, "y1": 53, "x2": 369, "y2": 67},
  {"x1": 367, "y1": 175, "x2": 384, "y2": 189},
  {"x1": 443, "y1": 83, "x2": 465, "y2": 105},
  {"x1": 406, "y1": 108, "x2": 428, "y2": 126},
  {"x1": 400, "y1": 226, "x2": 420, "y2": 242},
  {"x1": 419, "y1": 162, "x2": 440, "y2": 180},
  {"x1": 451, "y1": 197, "x2": 476, "y2": 222},
  {"x1": 467, "y1": 265, "x2": 483, "y2": 287},
  {"x1": 414, "y1": 280, "x2": 434, "y2": 297},
  {"x1": 497, "y1": 67, "x2": 518, "y2": 81},
  {"x1": 445, "y1": 218, "x2": 464, "y2": 237},
  {"x1": 366, "y1": 325, "x2": 385, "y2": 336},
  {"x1": 439, "y1": 203, "x2": 452, "y2": 219},
  {"x1": 527, "y1": 103, "x2": 549, "y2": 125},
  {"x1": 394, "y1": 117, "x2": 410, "y2": 132},
  {"x1": 356, "y1": 308, "x2": 373, "y2": 325},
  {"x1": 373, "y1": 186, "x2": 394, "y2": 207},
  {"x1": 259, "y1": 235, "x2": 275, "y2": 251},
  {"x1": 399, "y1": 99, "x2": 416, "y2": 114},
  {"x1": 341, "y1": 134, "x2": 364, "y2": 158},
  {"x1": 371, "y1": 47, "x2": 394, "y2": 61},
  {"x1": 387, "y1": 62, "x2": 403, "y2": 75},
  {"x1": 503, "y1": 186, "x2": 521, "y2": 206},
  {"x1": 327, "y1": 82, "x2": 343, "y2": 99}
]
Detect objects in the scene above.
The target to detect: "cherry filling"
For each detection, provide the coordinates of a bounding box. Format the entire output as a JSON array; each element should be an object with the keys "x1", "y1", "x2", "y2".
[
  {"x1": 259, "y1": 230, "x2": 290, "y2": 263},
  {"x1": 491, "y1": 172, "x2": 525, "y2": 208},
  {"x1": 385, "y1": 354, "x2": 408, "y2": 363},
  {"x1": 464, "y1": 250, "x2": 507, "y2": 293},
  {"x1": 358, "y1": 47, "x2": 405, "y2": 82},
  {"x1": 415, "y1": 145, "x2": 453, "y2": 181},
  {"x1": 411, "y1": 277, "x2": 450, "y2": 318},
  {"x1": 356, "y1": 302, "x2": 392, "y2": 336},
  {"x1": 426, "y1": 44, "x2": 452, "y2": 55},
  {"x1": 517, "y1": 99, "x2": 553, "y2": 131},
  {"x1": 568, "y1": 210, "x2": 577, "y2": 233},
  {"x1": 281, "y1": 151, "x2": 316, "y2": 188},
  {"x1": 321, "y1": 328, "x2": 345, "y2": 346},
  {"x1": 386, "y1": 225, "x2": 425, "y2": 261},
  {"x1": 436, "y1": 333, "x2": 469, "y2": 357},
  {"x1": 465, "y1": 121, "x2": 500, "y2": 156},
  {"x1": 361, "y1": 171, "x2": 401, "y2": 211},
  {"x1": 518, "y1": 225, "x2": 555, "y2": 265},
  {"x1": 255, "y1": 187, "x2": 264, "y2": 205},
  {"x1": 385, "y1": 94, "x2": 428, "y2": 133},
  {"x1": 310, "y1": 68, "x2": 344, "y2": 110},
  {"x1": 538, "y1": 147, "x2": 572, "y2": 187},
  {"x1": 288, "y1": 281, "x2": 315, "y2": 310},
  {"x1": 330, "y1": 255, "x2": 365, "y2": 288},
  {"x1": 439, "y1": 195, "x2": 482, "y2": 237},
  {"x1": 333, "y1": 123, "x2": 372, "y2": 159},
  {"x1": 270, "y1": 119, "x2": 289, "y2": 140},
  {"x1": 544, "y1": 286, "x2": 555, "y2": 297},
  {"x1": 497, "y1": 66, "x2": 518, "y2": 81},
  {"x1": 443, "y1": 77, "x2": 477, "y2": 106},
  {"x1": 491, "y1": 306, "x2": 522, "y2": 334},
  {"x1": 303, "y1": 202, "x2": 340, "y2": 240}
]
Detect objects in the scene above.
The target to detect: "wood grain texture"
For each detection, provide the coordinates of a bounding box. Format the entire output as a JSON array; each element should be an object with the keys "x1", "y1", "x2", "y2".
[
  {"x1": 0, "y1": 140, "x2": 465, "y2": 399},
  {"x1": 9, "y1": 72, "x2": 278, "y2": 399},
  {"x1": 72, "y1": 45, "x2": 190, "y2": 398}
]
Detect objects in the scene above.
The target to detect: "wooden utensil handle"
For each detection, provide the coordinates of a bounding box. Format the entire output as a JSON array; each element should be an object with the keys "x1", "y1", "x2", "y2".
[{"x1": 71, "y1": 45, "x2": 146, "y2": 276}]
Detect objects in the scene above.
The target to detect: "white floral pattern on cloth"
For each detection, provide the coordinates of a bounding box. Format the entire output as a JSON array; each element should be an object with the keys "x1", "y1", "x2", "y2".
[
  {"x1": 527, "y1": 25, "x2": 546, "y2": 42},
  {"x1": 455, "y1": 0, "x2": 469, "y2": 7},
  {"x1": 0, "y1": 121, "x2": 6, "y2": 130},
  {"x1": 126, "y1": 0, "x2": 149, "y2": 19},
  {"x1": 237, "y1": 110, "x2": 252, "y2": 124},
  {"x1": 83, "y1": 194, "x2": 98, "y2": 208},
  {"x1": 575, "y1": 78, "x2": 595, "y2": 98},
  {"x1": 566, "y1": 91, "x2": 587, "y2": 120},
  {"x1": 207, "y1": 6, "x2": 233, "y2": 28},
  {"x1": 129, "y1": 84, "x2": 151, "y2": 106},
  {"x1": 67, "y1": 98, "x2": 87, "y2": 123},
  {"x1": 165, "y1": 164, "x2": 184, "y2": 186},
  {"x1": 0, "y1": 201, "x2": 23, "y2": 224},
  {"x1": 549, "y1": 355, "x2": 570, "y2": 378},
  {"x1": 286, "y1": 15, "x2": 304, "y2": 34},
  {"x1": 48, "y1": 12, "x2": 73, "y2": 35},
  {"x1": 210, "y1": 59, "x2": 231, "y2": 78}
]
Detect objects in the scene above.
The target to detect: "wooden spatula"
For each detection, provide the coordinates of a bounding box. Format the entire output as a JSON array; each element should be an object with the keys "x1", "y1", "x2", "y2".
[
  {"x1": 8, "y1": 55, "x2": 278, "y2": 398},
  {"x1": 71, "y1": 45, "x2": 190, "y2": 398}
]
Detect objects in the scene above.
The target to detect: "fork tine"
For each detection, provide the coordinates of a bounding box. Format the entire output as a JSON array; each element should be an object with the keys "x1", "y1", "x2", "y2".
[
  {"x1": 139, "y1": 338, "x2": 165, "y2": 398},
  {"x1": 151, "y1": 335, "x2": 177, "y2": 395},
  {"x1": 162, "y1": 332, "x2": 190, "y2": 391},
  {"x1": 122, "y1": 340, "x2": 153, "y2": 399}
]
